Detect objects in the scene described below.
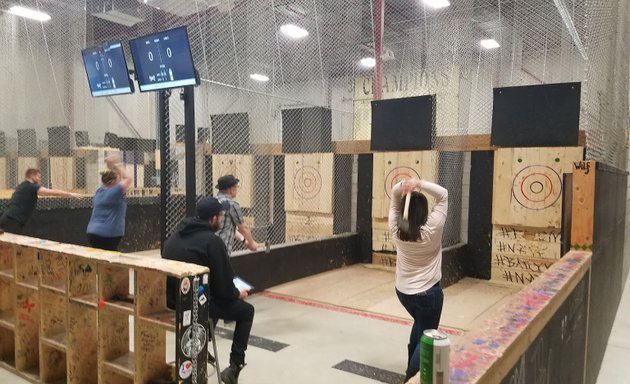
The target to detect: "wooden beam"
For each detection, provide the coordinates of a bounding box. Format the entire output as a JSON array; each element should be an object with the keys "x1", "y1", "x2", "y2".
[{"x1": 570, "y1": 160, "x2": 595, "y2": 251}]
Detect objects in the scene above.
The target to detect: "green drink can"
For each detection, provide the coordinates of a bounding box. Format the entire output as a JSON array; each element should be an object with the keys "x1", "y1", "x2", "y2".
[{"x1": 420, "y1": 329, "x2": 450, "y2": 384}]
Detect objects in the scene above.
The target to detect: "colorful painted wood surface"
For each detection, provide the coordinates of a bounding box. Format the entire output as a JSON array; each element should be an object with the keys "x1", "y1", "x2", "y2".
[{"x1": 284, "y1": 153, "x2": 334, "y2": 214}]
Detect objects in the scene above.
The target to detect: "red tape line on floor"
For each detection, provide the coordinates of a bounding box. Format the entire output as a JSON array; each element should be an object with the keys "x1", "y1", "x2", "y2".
[{"x1": 260, "y1": 292, "x2": 464, "y2": 336}]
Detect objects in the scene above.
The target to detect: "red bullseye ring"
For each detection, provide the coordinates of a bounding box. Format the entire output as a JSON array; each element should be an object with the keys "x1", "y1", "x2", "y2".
[
  {"x1": 512, "y1": 165, "x2": 562, "y2": 210},
  {"x1": 384, "y1": 167, "x2": 420, "y2": 199}
]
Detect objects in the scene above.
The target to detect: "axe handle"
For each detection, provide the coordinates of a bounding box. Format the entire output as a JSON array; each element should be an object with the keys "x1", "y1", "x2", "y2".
[{"x1": 402, "y1": 192, "x2": 411, "y2": 221}]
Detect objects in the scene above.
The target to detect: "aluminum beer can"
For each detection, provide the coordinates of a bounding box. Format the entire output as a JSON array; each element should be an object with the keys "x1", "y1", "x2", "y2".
[{"x1": 420, "y1": 329, "x2": 450, "y2": 384}]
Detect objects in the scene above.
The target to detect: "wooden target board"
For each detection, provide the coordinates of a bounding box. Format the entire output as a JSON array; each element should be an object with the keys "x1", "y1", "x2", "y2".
[
  {"x1": 49, "y1": 157, "x2": 75, "y2": 191},
  {"x1": 490, "y1": 147, "x2": 583, "y2": 286},
  {"x1": 285, "y1": 212, "x2": 333, "y2": 243},
  {"x1": 371, "y1": 151, "x2": 438, "y2": 219},
  {"x1": 284, "y1": 153, "x2": 334, "y2": 214},
  {"x1": 492, "y1": 147, "x2": 583, "y2": 228},
  {"x1": 212, "y1": 154, "x2": 253, "y2": 209}
]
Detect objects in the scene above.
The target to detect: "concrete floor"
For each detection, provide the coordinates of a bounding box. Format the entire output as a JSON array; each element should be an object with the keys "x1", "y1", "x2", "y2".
[{"x1": 1, "y1": 263, "x2": 628, "y2": 383}]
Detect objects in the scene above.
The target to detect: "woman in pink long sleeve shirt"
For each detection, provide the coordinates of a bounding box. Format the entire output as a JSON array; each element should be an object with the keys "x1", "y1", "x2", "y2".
[{"x1": 389, "y1": 177, "x2": 448, "y2": 381}]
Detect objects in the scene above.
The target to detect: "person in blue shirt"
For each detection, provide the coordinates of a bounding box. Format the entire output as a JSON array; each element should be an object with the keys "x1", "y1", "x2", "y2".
[{"x1": 86, "y1": 155, "x2": 131, "y2": 251}]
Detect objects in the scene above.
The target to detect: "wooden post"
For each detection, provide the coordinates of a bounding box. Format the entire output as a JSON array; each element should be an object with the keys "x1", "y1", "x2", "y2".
[{"x1": 570, "y1": 160, "x2": 596, "y2": 251}]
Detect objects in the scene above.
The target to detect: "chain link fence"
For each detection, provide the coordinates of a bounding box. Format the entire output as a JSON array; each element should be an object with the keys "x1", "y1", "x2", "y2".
[{"x1": 0, "y1": 0, "x2": 628, "y2": 249}]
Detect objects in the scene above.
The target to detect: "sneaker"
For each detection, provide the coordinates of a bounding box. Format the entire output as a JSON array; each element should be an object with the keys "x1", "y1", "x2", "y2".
[{"x1": 220, "y1": 363, "x2": 244, "y2": 384}]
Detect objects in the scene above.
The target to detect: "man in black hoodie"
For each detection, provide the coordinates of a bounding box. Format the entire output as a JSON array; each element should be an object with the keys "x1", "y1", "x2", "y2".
[{"x1": 163, "y1": 196, "x2": 254, "y2": 384}]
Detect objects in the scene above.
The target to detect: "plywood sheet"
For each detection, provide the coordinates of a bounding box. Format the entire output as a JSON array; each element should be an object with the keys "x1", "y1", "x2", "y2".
[
  {"x1": 371, "y1": 151, "x2": 438, "y2": 218},
  {"x1": 284, "y1": 153, "x2": 334, "y2": 214},
  {"x1": 136, "y1": 270, "x2": 166, "y2": 316},
  {"x1": 39, "y1": 251, "x2": 67, "y2": 292},
  {"x1": 40, "y1": 289, "x2": 66, "y2": 338},
  {"x1": 134, "y1": 320, "x2": 169, "y2": 383},
  {"x1": 49, "y1": 157, "x2": 75, "y2": 191},
  {"x1": 17, "y1": 157, "x2": 38, "y2": 181},
  {"x1": 0, "y1": 158, "x2": 7, "y2": 189},
  {"x1": 490, "y1": 225, "x2": 561, "y2": 286},
  {"x1": 15, "y1": 285, "x2": 39, "y2": 371},
  {"x1": 15, "y1": 245, "x2": 38, "y2": 285},
  {"x1": 39, "y1": 345, "x2": 66, "y2": 382},
  {"x1": 212, "y1": 154, "x2": 253, "y2": 208},
  {"x1": 570, "y1": 160, "x2": 595, "y2": 250},
  {"x1": 67, "y1": 302, "x2": 97, "y2": 384},
  {"x1": 372, "y1": 218, "x2": 395, "y2": 252},
  {"x1": 492, "y1": 147, "x2": 583, "y2": 228},
  {"x1": 69, "y1": 258, "x2": 97, "y2": 299},
  {"x1": 285, "y1": 212, "x2": 333, "y2": 243}
]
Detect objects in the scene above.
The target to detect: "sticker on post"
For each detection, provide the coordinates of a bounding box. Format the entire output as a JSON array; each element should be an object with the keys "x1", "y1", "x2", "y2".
[
  {"x1": 179, "y1": 360, "x2": 193, "y2": 379},
  {"x1": 198, "y1": 293, "x2": 207, "y2": 305},
  {"x1": 183, "y1": 310, "x2": 191, "y2": 326},
  {"x1": 181, "y1": 277, "x2": 191, "y2": 295}
]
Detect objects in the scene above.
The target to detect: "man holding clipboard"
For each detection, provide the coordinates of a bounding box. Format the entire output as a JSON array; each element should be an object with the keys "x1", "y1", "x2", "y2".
[{"x1": 163, "y1": 197, "x2": 254, "y2": 384}]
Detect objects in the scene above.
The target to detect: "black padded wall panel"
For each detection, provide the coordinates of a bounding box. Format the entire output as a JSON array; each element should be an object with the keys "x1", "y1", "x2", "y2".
[
  {"x1": 282, "y1": 107, "x2": 332, "y2": 153},
  {"x1": 48, "y1": 126, "x2": 72, "y2": 156},
  {"x1": 18, "y1": 129, "x2": 37, "y2": 156},
  {"x1": 370, "y1": 95, "x2": 435, "y2": 151},
  {"x1": 491, "y1": 82, "x2": 581, "y2": 147},
  {"x1": 211, "y1": 113, "x2": 250, "y2": 154}
]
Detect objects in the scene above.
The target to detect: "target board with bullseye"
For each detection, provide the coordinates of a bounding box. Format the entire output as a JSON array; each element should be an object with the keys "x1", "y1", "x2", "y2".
[
  {"x1": 285, "y1": 153, "x2": 334, "y2": 214},
  {"x1": 492, "y1": 147, "x2": 584, "y2": 228},
  {"x1": 212, "y1": 154, "x2": 252, "y2": 208},
  {"x1": 371, "y1": 151, "x2": 438, "y2": 218}
]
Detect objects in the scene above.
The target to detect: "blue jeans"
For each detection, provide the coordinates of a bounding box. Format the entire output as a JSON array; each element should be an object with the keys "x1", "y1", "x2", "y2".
[{"x1": 396, "y1": 283, "x2": 444, "y2": 381}]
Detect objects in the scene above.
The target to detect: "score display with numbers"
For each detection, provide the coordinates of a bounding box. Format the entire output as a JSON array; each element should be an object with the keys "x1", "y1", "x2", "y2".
[
  {"x1": 129, "y1": 26, "x2": 199, "y2": 92},
  {"x1": 81, "y1": 41, "x2": 134, "y2": 97}
]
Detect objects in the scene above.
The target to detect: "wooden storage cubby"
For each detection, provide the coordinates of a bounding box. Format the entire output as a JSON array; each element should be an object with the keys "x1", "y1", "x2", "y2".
[
  {"x1": 0, "y1": 233, "x2": 210, "y2": 384},
  {"x1": 15, "y1": 245, "x2": 38, "y2": 288},
  {"x1": 66, "y1": 301, "x2": 97, "y2": 384},
  {"x1": 39, "y1": 288, "x2": 67, "y2": 350},
  {"x1": 39, "y1": 344, "x2": 66, "y2": 384},
  {"x1": 39, "y1": 250, "x2": 67, "y2": 293},
  {"x1": 68, "y1": 257, "x2": 97, "y2": 307},
  {"x1": 99, "y1": 263, "x2": 134, "y2": 313},
  {"x1": 15, "y1": 284, "x2": 40, "y2": 380},
  {"x1": 0, "y1": 242, "x2": 13, "y2": 279}
]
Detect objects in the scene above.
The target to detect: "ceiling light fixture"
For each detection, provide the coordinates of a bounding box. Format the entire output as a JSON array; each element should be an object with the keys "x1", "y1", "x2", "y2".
[
  {"x1": 8, "y1": 5, "x2": 51, "y2": 21},
  {"x1": 280, "y1": 24, "x2": 309, "y2": 39},
  {"x1": 422, "y1": 0, "x2": 451, "y2": 9},
  {"x1": 249, "y1": 73, "x2": 270, "y2": 82},
  {"x1": 359, "y1": 57, "x2": 376, "y2": 68},
  {"x1": 480, "y1": 39, "x2": 500, "y2": 49}
]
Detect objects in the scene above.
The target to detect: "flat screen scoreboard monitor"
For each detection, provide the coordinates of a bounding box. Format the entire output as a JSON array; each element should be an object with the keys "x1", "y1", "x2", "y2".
[
  {"x1": 82, "y1": 41, "x2": 134, "y2": 97},
  {"x1": 129, "y1": 26, "x2": 199, "y2": 92}
]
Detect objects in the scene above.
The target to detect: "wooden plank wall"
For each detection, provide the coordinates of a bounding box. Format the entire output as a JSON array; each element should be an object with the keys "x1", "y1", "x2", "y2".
[
  {"x1": 212, "y1": 154, "x2": 253, "y2": 208},
  {"x1": 490, "y1": 147, "x2": 584, "y2": 286}
]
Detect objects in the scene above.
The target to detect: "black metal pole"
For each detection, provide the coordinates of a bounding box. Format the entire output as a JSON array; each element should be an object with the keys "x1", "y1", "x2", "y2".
[
  {"x1": 159, "y1": 90, "x2": 171, "y2": 249},
  {"x1": 183, "y1": 86, "x2": 196, "y2": 217}
]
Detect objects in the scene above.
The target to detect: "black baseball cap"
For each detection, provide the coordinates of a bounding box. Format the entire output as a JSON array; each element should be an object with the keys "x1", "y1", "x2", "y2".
[
  {"x1": 196, "y1": 197, "x2": 230, "y2": 220},
  {"x1": 216, "y1": 174, "x2": 240, "y2": 190}
]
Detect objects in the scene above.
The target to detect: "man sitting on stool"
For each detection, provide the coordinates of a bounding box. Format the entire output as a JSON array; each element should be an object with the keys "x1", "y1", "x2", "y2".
[{"x1": 163, "y1": 197, "x2": 254, "y2": 384}]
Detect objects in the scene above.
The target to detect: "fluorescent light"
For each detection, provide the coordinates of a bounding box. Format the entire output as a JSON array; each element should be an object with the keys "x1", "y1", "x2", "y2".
[
  {"x1": 423, "y1": 0, "x2": 451, "y2": 9},
  {"x1": 249, "y1": 73, "x2": 270, "y2": 82},
  {"x1": 480, "y1": 39, "x2": 500, "y2": 49},
  {"x1": 359, "y1": 57, "x2": 376, "y2": 68},
  {"x1": 280, "y1": 24, "x2": 309, "y2": 39},
  {"x1": 8, "y1": 6, "x2": 51, "y2": 21}
]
